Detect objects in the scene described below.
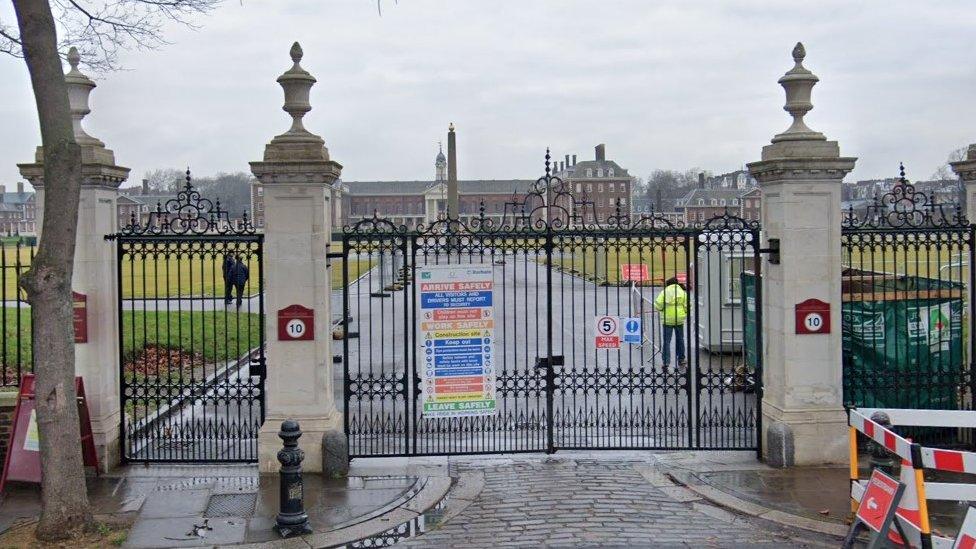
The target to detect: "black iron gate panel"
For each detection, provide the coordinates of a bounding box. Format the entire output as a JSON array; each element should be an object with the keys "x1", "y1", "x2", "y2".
[
  {"x1": 841, "y1": 169, "x2": 975, "y2": 447},
  {"x1": 107, "y1": 174, "x2": 266, "y2": 463},
  {"x1": 343, "y1": 159, "x2": 761, "y2": 457}
]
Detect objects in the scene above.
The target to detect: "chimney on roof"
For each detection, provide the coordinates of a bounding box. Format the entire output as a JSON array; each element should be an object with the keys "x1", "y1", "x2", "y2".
[
  {"x1": 595, "y1": 144, "x2": 606, "y2": 162},
  {"x1": 557, "y1": 161, "x2": 563, "y2": 172},
  {"x1": 17, "y1": 182, "x2": 23, "y2": 194},
  {"x1": 564, "y1": 154, "x2": 570, "y2": 169},
  {"x1": 698, "y1": 172, "x2": 705, "y2": 189},
  {"x1": 142, "y1": 178, "x2": 149, "y2": 195},
  {"x1": 572, "y1": 154, "x2": 577, "y2": 166},
  {"x1": 0, "y1": 185, "x2": 5, "y2": 195}
]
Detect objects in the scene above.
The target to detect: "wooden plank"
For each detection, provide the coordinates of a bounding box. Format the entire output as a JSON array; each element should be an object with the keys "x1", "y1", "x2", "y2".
[{"x1": 842, "y1": 289, "x2": 964, "y2": 302}]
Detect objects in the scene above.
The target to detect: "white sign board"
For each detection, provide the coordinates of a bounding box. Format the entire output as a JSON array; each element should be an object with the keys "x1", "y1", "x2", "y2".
[
  {"x1": 594, "y1": 315, "x2": 620, "y2": 349},
  {"x1": 622, "y1": 317, "x2": 641, "y2": 345},
  {"x1": 418, "y1": 265, "x2": 497, "y2": 418}
]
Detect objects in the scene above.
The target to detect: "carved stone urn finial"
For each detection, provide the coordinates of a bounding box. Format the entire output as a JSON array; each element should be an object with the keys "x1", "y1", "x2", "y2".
[
  {"x1": 64, "y1": 46, "x2": 103, "y2": 147},
  {"x1": 772, "y1": 42, "x2": 826, "y2": 143},
  {"x1": 275, "y1": 41, "x2": 320, "y2": 141}
]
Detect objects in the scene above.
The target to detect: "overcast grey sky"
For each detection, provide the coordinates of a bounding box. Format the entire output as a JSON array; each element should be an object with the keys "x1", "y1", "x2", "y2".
[{"x1": 1, "y1": 1, "x2": 974, "y2": 190}]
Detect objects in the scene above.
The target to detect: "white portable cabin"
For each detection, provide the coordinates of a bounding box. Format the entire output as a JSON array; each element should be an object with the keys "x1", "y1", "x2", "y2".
[{"x1": 695, "y1": 230, "x2": 755, "y2": 353}]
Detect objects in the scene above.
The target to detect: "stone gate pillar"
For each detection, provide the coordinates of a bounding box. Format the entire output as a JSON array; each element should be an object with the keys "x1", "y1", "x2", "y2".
[
  {"x1": 250, "y1": 43, "x2": 347, "y2": 474},
  {"x1": 17, "y1": 48, "x2": 129, "y2": 471},
  {"x1": 950, "y1": 145, "x2": 976, "y2": 221},
  {"x1": 747, "y1": 43, "x2": 856, "y2": 466}
]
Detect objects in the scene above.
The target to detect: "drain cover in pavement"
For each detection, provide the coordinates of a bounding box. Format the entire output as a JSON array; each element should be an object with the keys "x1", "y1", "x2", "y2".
[{"x1": 205, "y1": 493, "x2": 257, "y2": 517}]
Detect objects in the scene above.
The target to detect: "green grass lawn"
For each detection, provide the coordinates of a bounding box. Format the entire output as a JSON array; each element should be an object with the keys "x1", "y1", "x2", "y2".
[
  {"x1": 4, "y1": 244, "x2": 374, "y2": 299},
  {"x1": 335, "y1": 259, "x2": 375, "y2": 288},
  {"x1": 0, "y1": 308, "x2": 30, "y2": 384},
  {"x1": 2, "y1": 307, "x2": 261, "y2": 370},
  {"x1": 0, "y1": 245, "x2": 32, "y2": 301},
  {"x1": 119, "y1": 252, "x2": 263, "y2": 299},
  {"x1": 120, "y1": 310, "x2": 262, "y2": 363},
  {"x1": 843, "y1": 245, "x2": 969, "y2": 282},
  {"x1": 547, "y1": 244, "x2": 690, "y2": 284}
]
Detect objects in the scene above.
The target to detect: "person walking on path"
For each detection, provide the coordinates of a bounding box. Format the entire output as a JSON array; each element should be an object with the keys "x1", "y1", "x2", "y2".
[
  {"x1": 228, "y1": 254, "x2": 250, "y2": 309},
  {"x1": 654, "y1": 277, "x2": 688, "y2": 371},
  {"x1": 222, "y1": 253, "x2": 236, "y2": 305}
]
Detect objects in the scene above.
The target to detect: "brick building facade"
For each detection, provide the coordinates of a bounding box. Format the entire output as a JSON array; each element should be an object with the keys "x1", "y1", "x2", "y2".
[
  {"x1": 250, "y1": 143, "x2": 635, "y2": 230},
  {"x1": 0, "y1": 183, "x2": 36, "y2": 236}
]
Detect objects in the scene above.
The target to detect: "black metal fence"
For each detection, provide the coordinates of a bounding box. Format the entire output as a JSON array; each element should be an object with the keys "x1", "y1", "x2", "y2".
[
  {"x1": 842, "y1": 168, "x2": 975, "y2": 447},
  {"x1": 107, "y1": 173, "x2": 266, "y2": 463},
  {"x1": 342, "y1": 160, "x2": 762, "y2": 458},
  {"x1": 0, "y1": 240, "x2": 34, "y2": 387}
]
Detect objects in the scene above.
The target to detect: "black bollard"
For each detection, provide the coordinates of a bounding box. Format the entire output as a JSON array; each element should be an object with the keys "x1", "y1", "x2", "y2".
[
  {"x1": 867, "y1": 411, "x2": 897, "y2": 476},
  {"x1": 276, "y1": 420, "x2": 313, "y2": 537}
]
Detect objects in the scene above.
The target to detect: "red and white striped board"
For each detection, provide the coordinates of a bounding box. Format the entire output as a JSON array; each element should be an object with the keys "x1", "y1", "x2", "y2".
[
  {"x1": 849, "y1": 409, "x2": 914, "y2": 462},
  {"x1": 922, "y1": 447, "x2": 976, "y2": 475},
  {"x1": 954, "y1": 506, "x2": 976, "y2": 549}
]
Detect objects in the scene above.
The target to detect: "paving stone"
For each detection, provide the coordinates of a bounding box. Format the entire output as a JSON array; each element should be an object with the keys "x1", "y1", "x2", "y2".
[
  {"x1": 124, "y1": 515, "x2": 246, "y2": 548},
  {"x1": 139, "y1": 489, "x2": 210, "y2": 519},
  {"x1": 396, "y1": 456, "x2": 843, "y2": 547}
]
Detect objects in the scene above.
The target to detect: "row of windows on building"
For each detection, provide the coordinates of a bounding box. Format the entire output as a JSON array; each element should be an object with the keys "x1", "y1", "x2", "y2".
[
  {"x1": 575, "y1": 182, "x2": 624, "y2": 194},
  {"x1": 690, "y1": 197, "x2": 760, "y2": 208},
  {"x1": 583, "y1": 168, "x2": 615, "y2": 178}
]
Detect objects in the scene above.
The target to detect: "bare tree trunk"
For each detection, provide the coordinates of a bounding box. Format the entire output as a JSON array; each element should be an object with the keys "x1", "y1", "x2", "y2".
[{"x1": 12, "y1": 0, "x2": 92, "y2": 540}]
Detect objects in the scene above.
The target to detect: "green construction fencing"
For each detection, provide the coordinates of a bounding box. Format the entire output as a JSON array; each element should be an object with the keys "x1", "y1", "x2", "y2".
[{"x1": 842, "y1": 269, "x2": 965, "y2": 411}]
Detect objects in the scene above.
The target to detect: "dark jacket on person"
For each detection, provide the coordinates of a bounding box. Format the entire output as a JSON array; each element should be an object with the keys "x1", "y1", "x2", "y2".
[
  {"x1": 222, "y1": 255, "x2": 235, "y2": 282},
  {"x1": 229, "y1": 261, "x2": 249, "y2": 285}
]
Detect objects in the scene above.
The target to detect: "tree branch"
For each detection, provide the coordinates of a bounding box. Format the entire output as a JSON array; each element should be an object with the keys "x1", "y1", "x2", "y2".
[{"x1": 1, "y1": 0, "x2": 220, "y2": 71}]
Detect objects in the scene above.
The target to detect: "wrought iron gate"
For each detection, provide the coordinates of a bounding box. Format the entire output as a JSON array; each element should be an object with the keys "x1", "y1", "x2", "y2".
[
  {"x1": 107, "y1": 174, "x2": 265, "y2": 462},
  {"x1": 841, "y1": 168, "x2": 975, "y2": 447},
  {"x1": 342, "y1": 162, "x2": 762, "y2": 457}
]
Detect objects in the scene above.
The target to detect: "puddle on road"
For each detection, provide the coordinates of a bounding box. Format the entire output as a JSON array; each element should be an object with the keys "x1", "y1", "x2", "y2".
[{"x1": 344, "y1": 499, "x2": 448, "y2": 547}]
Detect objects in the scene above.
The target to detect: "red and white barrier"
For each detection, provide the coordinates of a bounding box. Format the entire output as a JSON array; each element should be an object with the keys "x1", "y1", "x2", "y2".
[
  {"x1": 849, "y1": 407, "x2": 976, "y2": 549},
  {"x1": 849, "y1": 408, "x2": 914, "y2": 462}
]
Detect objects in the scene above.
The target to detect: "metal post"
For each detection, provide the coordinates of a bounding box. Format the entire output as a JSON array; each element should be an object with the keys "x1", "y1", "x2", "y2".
[
  {"x1": 867, "y1": 411, "x2": 896, "y2": 475},
  {"x1": 276, "y1": 420, "x2": 312, "y2": 537}
]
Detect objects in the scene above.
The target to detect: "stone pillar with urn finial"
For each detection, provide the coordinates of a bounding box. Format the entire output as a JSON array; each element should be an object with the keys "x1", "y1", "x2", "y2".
[
  {"x1": 250, "y1": 43, "x2": 347, "y2": 475},
  {"x1": 747, "y1": 43, "x2": 857, "y2": 466},
  {"x1": 17, "y1": 48, "x2": 130, "y2": 471}
]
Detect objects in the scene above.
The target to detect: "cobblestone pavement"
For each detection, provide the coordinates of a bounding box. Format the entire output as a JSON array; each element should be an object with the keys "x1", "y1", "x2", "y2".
[{"x1": 400, "y1": 455, "x2": 841, "y2": 548}]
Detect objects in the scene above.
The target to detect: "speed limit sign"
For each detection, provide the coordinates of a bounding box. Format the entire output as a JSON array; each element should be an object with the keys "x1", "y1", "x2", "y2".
[
  {"x1": 803, "y1": 313, "x2": 824, "y2": 332},
  {"x1": 594, "y1": 315, "x2": 621, "y2": 349},
  {"x1": 285, "y1": 319, "x2": 307, "y2": 338},
  {"x1": 795, "y1": 299, "x2": 830, "y2": 334},
  {"x1": 278, "y1": 304, "x2": 314, "y2": 341}
]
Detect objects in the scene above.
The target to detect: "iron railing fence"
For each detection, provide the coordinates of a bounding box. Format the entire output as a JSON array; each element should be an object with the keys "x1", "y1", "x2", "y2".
[
  {"x1": 342, "y1": 158, "x2": 763, "y2": 458},
  {"x1": 0, "y1": 240, "x2": 35, "y2": 387},
  {"x1": 842, "y1": 166, "x2": 975, "y2": 448}
]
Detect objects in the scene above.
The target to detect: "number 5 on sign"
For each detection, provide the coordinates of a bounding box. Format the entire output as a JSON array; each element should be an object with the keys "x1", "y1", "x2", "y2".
[{"x1": 594, "y1": 315, "x2": 620, "y2": 349}]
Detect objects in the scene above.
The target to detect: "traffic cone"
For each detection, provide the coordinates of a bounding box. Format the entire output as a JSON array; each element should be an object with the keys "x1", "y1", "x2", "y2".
[{"x1": 888, "y1": 454, "x2": 922, "y2": 547}]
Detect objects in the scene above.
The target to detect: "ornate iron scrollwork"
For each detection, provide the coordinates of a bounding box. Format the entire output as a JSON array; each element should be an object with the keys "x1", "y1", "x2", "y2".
[
  {"x1": 842, "y1": 163, "x2": 966, "y2": 230},
  {"x1": 114, "y1": 169, "x2": 256, "y2": 237}
]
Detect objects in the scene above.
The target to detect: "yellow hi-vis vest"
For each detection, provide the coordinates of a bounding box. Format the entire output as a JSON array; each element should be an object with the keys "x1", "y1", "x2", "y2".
[{"x1": 654, "y1": 283, "x2": 688, "y2": 326}]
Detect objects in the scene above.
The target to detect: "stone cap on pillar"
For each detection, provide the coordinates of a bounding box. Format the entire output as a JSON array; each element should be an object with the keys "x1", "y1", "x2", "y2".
[
  {"x1": 748, "y1": 43, "x2": 856, "y2": 182},
  {"x1": 950, "y1": 144, "x2": 976, "y2": 181},
  {"x1": 251, "y1": 42, "x2": 342, "y2": 186},
  {"x1": 18, "y1": 47, "x2": 129, "y2": 189}
]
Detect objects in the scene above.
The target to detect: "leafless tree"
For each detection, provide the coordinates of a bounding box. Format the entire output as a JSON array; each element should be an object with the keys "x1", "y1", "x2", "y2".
[
  {"x1": 930, "y1": 146, "x2": 968, "y2": 181},
  {"x1": 2, "y1": 0, "x2": 217, "y2": 541},
  {"x1": 143, "y1": 167, "x2": 186, "y2": 193}
]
